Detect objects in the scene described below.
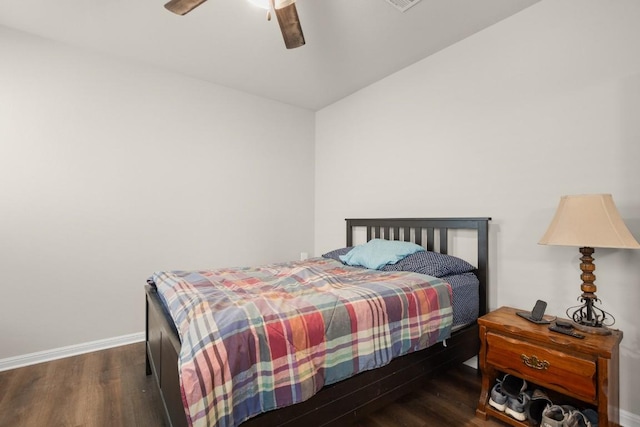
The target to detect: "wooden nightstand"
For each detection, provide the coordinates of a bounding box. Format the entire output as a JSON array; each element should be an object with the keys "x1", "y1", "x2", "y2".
[{"x1": 475, "y1": 306, "x2": 622, "y2": 427}]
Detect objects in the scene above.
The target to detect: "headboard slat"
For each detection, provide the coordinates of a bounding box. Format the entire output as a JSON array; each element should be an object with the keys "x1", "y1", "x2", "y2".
[
  {"x1": 439, "y1": 228, "x2": 448, "y2": 254},
  {"x1": 403, "y1": 227, "x2": 411, "y2": 242},
  {"x1": 426, "y1": 228, "x2": 434, "y2": 252}
]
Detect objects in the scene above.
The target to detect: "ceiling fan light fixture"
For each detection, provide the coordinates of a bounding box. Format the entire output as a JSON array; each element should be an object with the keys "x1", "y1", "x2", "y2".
[
  {"x1": 247, "y1": 0, "x2": 269, "y2": 10},
  {"x1": 247, "y1": 0, "x2": 295, "y2": 10}
]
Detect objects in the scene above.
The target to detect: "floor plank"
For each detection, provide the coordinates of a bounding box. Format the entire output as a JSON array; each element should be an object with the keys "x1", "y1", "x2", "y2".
[
  {"x1": 0, "y1": 343, "x2": 165, "y2": 427},
  {"x1": 0, "y1": 343, "x2": 507, "y2": 426}
]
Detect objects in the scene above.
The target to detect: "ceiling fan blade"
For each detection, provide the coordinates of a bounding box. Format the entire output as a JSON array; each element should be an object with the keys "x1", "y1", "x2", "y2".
[
  {"x1": 164, "y1": 0, "x2": 207, "y2": 15},
  {"x1": 274, "y1": 2, "x2": 305, "y2": 49}
]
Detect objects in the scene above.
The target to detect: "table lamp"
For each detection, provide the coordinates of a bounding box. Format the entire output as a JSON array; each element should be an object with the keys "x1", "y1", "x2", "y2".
[{"x1": 539, "y1": 194, "x2": 640, "y2": 334}]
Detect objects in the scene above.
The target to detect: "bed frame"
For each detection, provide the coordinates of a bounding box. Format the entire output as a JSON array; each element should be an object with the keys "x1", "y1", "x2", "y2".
[{"x1": 145, "y1": 217, "x2": 490, "y2": 427}]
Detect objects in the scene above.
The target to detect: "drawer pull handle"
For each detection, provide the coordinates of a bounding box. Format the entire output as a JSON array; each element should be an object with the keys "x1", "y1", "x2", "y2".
[{"x1": 521, "y1": 354, "x2": 550, "y2": 370}]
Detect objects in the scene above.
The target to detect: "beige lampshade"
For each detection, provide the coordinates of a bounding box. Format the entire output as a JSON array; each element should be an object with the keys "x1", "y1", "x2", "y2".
[{"x1": 539, "y1": 194, "x2": 640, "y2": 249}]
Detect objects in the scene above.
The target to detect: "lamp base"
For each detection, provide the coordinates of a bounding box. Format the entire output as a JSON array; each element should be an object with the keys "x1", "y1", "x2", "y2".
[
  {"x1": 571, "y1": 321, "x2": 612, "y2": 336},
  {"x1": 567, "y1": 299, "x2": 615, "y2": 336}
]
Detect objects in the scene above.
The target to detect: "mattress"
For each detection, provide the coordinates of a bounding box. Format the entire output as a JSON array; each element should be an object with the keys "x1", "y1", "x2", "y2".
[{"x1": 444, "y1": 272, "x2": 480, "y2": 329}]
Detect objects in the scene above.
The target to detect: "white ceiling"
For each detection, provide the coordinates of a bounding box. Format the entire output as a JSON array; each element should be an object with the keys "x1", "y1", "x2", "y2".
[{"x1": 0, "y1": 0, "x2": 540, "y2": 110}]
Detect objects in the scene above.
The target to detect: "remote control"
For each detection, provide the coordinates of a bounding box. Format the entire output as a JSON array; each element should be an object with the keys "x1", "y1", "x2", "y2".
[
  {"x1": 555, "y1": 319, "x2": 573, "y2": 329},
  {"x1": 549, "y1": 324, "x2": 585, "y2": 339}
]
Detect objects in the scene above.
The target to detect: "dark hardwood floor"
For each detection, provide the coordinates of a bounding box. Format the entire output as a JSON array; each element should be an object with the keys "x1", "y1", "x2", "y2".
[{"x1": 0, "y1": 342, "x2": 507, "y2": 426}]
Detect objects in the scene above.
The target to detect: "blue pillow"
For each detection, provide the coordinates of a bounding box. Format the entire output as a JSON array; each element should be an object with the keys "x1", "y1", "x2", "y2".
[{"x1": 339, "y1": 239, "x2": 425, "y2": 270}]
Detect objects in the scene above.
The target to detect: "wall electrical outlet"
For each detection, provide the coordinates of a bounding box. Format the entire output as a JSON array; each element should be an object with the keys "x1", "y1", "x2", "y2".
[{"x1": 300, "y1": 252, "x2": 309, "y2": 261}]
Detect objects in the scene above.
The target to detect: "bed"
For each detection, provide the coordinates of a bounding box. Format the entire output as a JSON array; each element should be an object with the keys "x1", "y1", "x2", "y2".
[{"x1": 145, "y1": 217, "x2": 490, "y2": 427}]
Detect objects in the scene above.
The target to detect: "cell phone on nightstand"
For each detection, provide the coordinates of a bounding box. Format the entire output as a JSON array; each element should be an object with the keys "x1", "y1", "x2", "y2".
[{"x1": 516, "y1": 300, "x2": 551, "y2": 324}]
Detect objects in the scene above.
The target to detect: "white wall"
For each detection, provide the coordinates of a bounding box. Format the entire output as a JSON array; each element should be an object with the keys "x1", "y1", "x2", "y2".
[
  {"x1": 0, "y1": 27, "x2": 315, "y2": 360},
  {"x1": 315, "y1": 0, "x2": 640, "y2": 421}
]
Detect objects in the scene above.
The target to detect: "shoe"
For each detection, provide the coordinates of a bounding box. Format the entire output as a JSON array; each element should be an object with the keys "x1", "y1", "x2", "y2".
[
  {"x1": 582, "y1": 409, "x2": 599, "y2": 427},
  {"x1": 526, "y1": 389, "x2": 552, "y2": 426},
  {"x1": 566, "y1": 409, "x2": 598, "y2": 427},
  {"x1": 541, "y1": 404, "x2": 569, "y2": 427},
  {"x1": 505, "y1": 391, "x2": 530, "y2": 422},
  {"x1": 501, "y1": 373, "x2": 527, "y2": 398},
  {"x1": 488, "y1": 379, "x2": 508, "y2": 412}
]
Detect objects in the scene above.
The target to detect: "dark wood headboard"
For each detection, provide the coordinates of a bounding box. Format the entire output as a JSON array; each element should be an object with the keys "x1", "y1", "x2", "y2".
[{"x1": 345, "y1": 217, "x2": 491, "y2": 316}]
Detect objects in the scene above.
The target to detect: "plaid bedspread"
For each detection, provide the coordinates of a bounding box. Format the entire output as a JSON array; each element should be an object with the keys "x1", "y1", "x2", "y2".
[{"x1": 151, "y1": 257, "x2": 453, "y2": 427}]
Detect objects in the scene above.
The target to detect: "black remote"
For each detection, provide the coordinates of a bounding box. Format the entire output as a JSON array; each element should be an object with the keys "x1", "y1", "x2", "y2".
[
  {"x1": 549, "y1": 324, "x2": 585, "y2": 339},
  {"x1": 555, "y1": 319, "x2": 573, "y2": 329}
]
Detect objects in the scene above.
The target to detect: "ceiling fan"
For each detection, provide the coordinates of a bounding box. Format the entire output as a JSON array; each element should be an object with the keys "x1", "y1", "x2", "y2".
[{"x1": 163, "y1": 0, "x2": 305, "y2": 49}]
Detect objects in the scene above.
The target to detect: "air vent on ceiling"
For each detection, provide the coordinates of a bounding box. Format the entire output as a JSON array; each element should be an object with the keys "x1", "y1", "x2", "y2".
[{"x1": 384, "y1": 0, "x2": 422, "y2": 12}]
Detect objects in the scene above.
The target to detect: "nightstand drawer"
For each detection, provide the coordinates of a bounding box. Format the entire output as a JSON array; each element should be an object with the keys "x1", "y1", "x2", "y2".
[{"x1": 486, "y1": 332, "x2": 596, "y2": 402}]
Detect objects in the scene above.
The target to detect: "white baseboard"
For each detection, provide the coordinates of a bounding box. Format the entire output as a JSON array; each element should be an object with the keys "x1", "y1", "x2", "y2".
[
  {"x1": 622, "y1": 408, "x2": 640, "y2": 427},
  {"x1": 463, "y1": 355, "x2": 478, "y2": 368},
  {"x1": 0, "y1": 332, "x2": 145, "y2": 372}
]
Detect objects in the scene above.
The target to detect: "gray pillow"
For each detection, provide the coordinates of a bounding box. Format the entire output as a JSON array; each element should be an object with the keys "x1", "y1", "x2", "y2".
[
  {"x1": 380, "y1": 250, "x2": 475, "y2": 277},
  {"x1": 321, "y1": 247, "x2": 353, "y2": 262}
]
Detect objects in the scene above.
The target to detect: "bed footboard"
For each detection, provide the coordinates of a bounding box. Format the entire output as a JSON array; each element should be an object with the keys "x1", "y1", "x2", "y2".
[{"x1": 146, "y1": 285, "x2": 188, "y2": 427}]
